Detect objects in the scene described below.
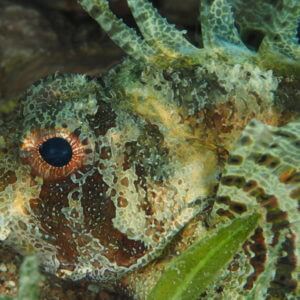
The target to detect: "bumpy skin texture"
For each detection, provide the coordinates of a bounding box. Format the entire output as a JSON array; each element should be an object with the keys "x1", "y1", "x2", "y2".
[{"x1": 0, "y1": 0, "x2": 299, "y2": 299}]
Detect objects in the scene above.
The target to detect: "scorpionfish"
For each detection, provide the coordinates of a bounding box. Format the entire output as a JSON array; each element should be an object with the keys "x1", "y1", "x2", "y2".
[{"x1": 0, "y1": 0, "x2": 299, "y2": 299}]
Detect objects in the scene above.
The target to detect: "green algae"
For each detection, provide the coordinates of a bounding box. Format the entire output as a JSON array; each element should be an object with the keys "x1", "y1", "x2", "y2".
[{"x1": 147, "y1": 213, "x2": 260, "y2": 300}]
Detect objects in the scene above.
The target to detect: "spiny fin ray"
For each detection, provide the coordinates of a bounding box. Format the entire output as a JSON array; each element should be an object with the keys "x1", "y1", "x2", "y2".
[
  {"x1": 126, "y1": 0, "x2": 200, "y2": 58},
  {"x1": 211, "y1": 119, "x2": 300, "y2": 297},
  {"x1": 200, "y1": 0, "x2": 248, "y2": 50},
  {"x1": 78, "y1": 0, "x2": 157, "y2": 61},
  {"x1": 258, "y1": 0, "x2": 300, "y2": 61}
]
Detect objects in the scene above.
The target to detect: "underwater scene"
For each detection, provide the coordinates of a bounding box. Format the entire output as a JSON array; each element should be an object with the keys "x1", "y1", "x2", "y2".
[{"x1": 0, "y1": 0, "x2": 299, "y2": 299}]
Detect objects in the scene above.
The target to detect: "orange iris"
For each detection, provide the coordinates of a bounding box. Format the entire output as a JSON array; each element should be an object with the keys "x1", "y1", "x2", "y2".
[{"x1": 20, "y1": 129, "x2": 88, "y2": 181}]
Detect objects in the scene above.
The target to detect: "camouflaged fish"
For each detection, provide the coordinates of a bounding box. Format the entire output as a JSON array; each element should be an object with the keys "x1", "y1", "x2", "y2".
[{"x1": 0, "y1": 0, "x2": 299, "y2": 299}]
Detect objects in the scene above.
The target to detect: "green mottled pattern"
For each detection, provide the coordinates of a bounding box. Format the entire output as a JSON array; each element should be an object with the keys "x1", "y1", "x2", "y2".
[
  {"x1": 78, "y1": 0, "x2": 157, "y2": 60},
  {"x1": 233, "y1": 0, "x2": 300, "y2": 58},
  {"x1": 0, "y1": 0, "x2": 299, "y2": 299},
  {"x1": 127, "y1": 0, "x2": 200, "y2": 57},
  {"x1": 200, "y1": 0, "x2": 248, "y2": 49}
]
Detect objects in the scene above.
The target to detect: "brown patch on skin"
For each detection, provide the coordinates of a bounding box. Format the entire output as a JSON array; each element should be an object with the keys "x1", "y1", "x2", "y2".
[
  {"x1": 282, "y1": 172, "x2": 300, "y2": 184},
  {"x1": 228, "y1": 255, "x2": 240, "y2": 272},
  {"x1": 244, "y1": 227, "x2": 267, "y2": 290},
  {"x1": 87, "y1": 100, "x2": 117, "y2": 136},
  {"x1": 268, "y1": 233, "x2": 298, "y2": 298},
  {"x1": 123, "y1": 145, "x2": 154, "y2": 216},
  {"x1": 0, "y1": 169, "x2": 17, "y2": 192},
  {"x1": 216, "y1": 196, "x2": 247, "y2": 214},
  {"x1": 266, "y1": 210, "x2": 288, "y2": 223},
  {"x1": 229, "y1": 201, "x2": 247, "y2": 214},
  {"x1": 276, "y1": 76, "x2": 300, "y2": 112},
  {"x1": 221, "y1": 175, "x2": 246, "y2": 188},
  {"x1": 17, "y1": 220, "x2": 28, "y2": 231},
  {"x1": 226, "y1": 174, "x2": 297, "y2": 296},
  {"x1": 202, "y1": 102, "x2": 236, "y2": 135},
  {"x1": 188, "y1": 98, "x2": 283, "y2": 158},
  {"x1": 122, "y1": 124, "x2": 170, "y2": 219},
  {"x1": 133, "y1": 162, "x2": 155, "y2": 216},
  {"x1": 183, "y1": 101, "x2": 253, "y2": 163},
  {"x1": 216, "y1": 196, "x2": 230, "y2": 205},
  {"x1": 30, "y1": 175, "x2": 79, "y2": 271},
  {"x1": 145, "y1": 222, "x2": 165, "y2": 244},
  {"x1": 80, "y1": 169, "x2": 146, "y2": 267},
  {"x1": 252, "y1": 153, "x2": 281, "y2": 169},
  {"x1": 249, "y1": 187, "x2": 267, "y2": 201},
  {"x1": 117, "y1": 196, "x2": 128, "y2": 207},
  {"x1": 279, "y1": 168, "x2": 297, "y2": 183},
  {"x1": 120, "y1": 177, "x2": 129, "y2": 187},
  {"x1": 243, "y1": 180, "x2": 258, "y2": 192},
  {"x1": 290, "y1": 188, "x2": 300, "y2": 199},
  {"x1": 248, "y1": 188, "x2": 288, "y2": 237},
  {"x1": 216, "y1": 208, "x2": 235, "y2": 219},
  {"x1": 100, "y1": 146, "x2": 112, "y2": 160},
  {"x1": 244, "y1": 183, "x2": 297, "y2": 296},
  {"x1": 122, "y1": 146, "x2": 131, "y2": 171},
  {"x1": 259, "y1": 195, "x2": 278, "y2": 210},
  {"x1": 140, "y1": 198, "x2": 154, "y2": 216},
  {"x1": 227, "y1": 154, "x2": 243, "y2": 165},
  {"x1": 239, "y1": 135, "x2": 253, "y2": 146},
  {"x1": 134, "y1": 163, "x2": 147, "y2": 190}
]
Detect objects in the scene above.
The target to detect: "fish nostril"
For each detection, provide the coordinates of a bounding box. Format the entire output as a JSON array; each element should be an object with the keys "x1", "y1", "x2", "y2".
[{"x1": 39, "y1": 137, "x2": 72, "y2": 167}]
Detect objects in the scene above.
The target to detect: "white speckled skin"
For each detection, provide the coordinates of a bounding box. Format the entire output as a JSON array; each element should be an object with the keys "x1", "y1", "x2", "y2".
[{"x1": 0, "y1": 0, "x2": 299, "y2": 298}]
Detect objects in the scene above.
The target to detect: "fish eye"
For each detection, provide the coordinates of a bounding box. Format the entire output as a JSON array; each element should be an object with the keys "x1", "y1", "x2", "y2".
[
  {"x1": 20, "y1": 129, "x2": 91, "y2": 181},
  {"x1": 39, "y1": 137, "x2": 72, "y2": 167}
]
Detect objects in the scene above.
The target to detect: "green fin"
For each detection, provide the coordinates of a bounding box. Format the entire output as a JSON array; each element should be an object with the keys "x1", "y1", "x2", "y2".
[
  {"x1": 127, "y1": 0, "x2": 200, "y2": 57},
  {"x1": 78, "y1": 0, "x2": 157, "y2": 60},
  {"x1": 200, "y1": 0, "x2": 248, "y2": 50},
  {"x1": 211, "y1": 119, "x2": 300, "y2": 298}
]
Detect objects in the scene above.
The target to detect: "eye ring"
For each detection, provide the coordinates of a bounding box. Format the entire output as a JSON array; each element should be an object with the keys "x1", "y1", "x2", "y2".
[{"x1": 20, "y1": 129, "x2": 89, "y2": 180}]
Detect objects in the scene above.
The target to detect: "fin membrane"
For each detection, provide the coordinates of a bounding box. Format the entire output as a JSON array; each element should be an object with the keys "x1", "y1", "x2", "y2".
[{"x1": 211, "y1": 119, "x2": 300, "y2": 298}]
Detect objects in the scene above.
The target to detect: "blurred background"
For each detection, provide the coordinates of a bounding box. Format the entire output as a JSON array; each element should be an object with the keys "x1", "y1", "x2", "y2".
[
  {"x1": 0, "y1": 0, "x2": 200, "y2": 106},
  {"x1": 0, "y1": 0, "x2": 299, "y2": 107}
]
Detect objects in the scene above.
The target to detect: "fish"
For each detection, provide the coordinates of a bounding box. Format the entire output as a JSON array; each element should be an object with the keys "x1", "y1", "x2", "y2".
[{"x1": 0, "y1": 0, "x2": 299, "y2": 298}]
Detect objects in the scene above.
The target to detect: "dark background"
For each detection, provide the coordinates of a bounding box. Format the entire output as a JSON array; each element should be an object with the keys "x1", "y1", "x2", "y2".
[
  {"x1": 0, "y1": 0, "x2": 200, "y2": 104},
  {"x1": 0, "y1": 0, "x2": 299, "y2": 104}
]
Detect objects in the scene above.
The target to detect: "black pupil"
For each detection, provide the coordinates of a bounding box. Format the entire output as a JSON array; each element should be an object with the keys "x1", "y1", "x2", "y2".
[{"x1": 39, "y1": 137, "x2": 72, "y2": 167}]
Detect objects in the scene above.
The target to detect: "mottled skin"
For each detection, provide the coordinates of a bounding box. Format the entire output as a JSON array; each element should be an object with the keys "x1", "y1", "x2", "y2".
[{"x1": 0, "y1": 0, "x2": 299, "y2": 299}]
